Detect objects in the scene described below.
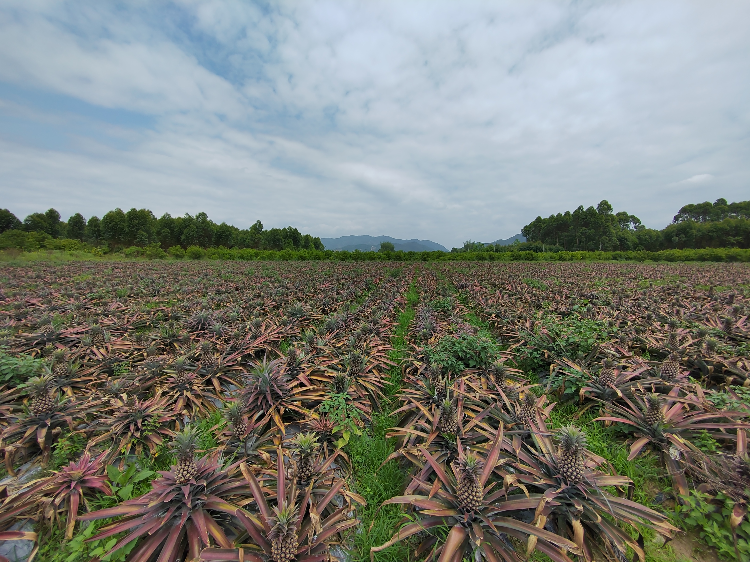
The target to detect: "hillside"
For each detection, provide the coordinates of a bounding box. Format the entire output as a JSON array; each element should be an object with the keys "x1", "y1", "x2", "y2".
[
  {"x1": 489, "y1": 234, "x2": 526, "y2": 246},
  {"x1": 320, "y1": 235, "x2": 448, "y2": 252}
]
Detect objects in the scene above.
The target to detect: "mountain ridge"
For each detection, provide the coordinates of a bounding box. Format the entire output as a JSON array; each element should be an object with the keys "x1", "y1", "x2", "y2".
[{"x1": 320, "y1": 235, "x2": 448, "y2": 252}]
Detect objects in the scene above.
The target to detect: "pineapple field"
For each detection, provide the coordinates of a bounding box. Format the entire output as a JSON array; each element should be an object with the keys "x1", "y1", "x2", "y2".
[{"x1": 0, "y1": 260, "x2": 749, "y2": 562}]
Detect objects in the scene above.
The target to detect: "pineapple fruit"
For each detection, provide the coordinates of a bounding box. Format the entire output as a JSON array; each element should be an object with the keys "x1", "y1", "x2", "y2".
[
  {"x1": 659, "y1": 353, "x2": 680, "y2": 381},
  {"x1": 456, "y1": 452, "x2": 484, "y2": 512},
  {"x1": 598, "y1": 359, "x2": 616, "y2": 387},
  {"x1": 291, "y1": 432, "x2": 319, "y2": 484},
  {"x1": 224, "y1": 402, "x2": 247, "y2": 441},
  {"x1": 557, "y1": 426, "x2": 586, "y2": 484},
  {"x1": 27, "y1": 375, "x2": 56, "y2": 417},
  {"x1": 438, "y1": 397, "x2": 459, "y2": 435},
  {"x1": 645, "y1": 394, "x2": 664, "y2": 426},
  {"x1": 269, "y1": 505, "x2": 299, "y2": 562},
  {"x1": 171, "y1": 427, "x2": 199, "y2": 484}
]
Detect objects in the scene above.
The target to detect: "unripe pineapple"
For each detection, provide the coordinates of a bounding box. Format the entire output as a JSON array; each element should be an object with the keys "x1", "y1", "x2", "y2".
[
  {"x1": 557, "y1": 426, "x2": 587, "y2": 484},
  {"x1": 666, "y1": 319, "x2": 679, "y2": 350},
  {"x1": 199, "y1": 341, "x2": 217, "y2": 371},
  {"x1": 172, "y1": 357, "x2": 190, "y2": 385},
  {"x1": 598, "y1": 359, "x2": 616, "y2": 387},
  {"x1": 269, "y1": 505, "x2": 299, "y2": 562},
  {"x1": 51, "y1": 350, "x2": 67, "y2": 378},
  {"x1": 659, "y1": 353, "x2": 680, "y2": 381},
  {"x1": 645, "y1": 394, "x2": 664, "y2": 426},
  {"x1": 456, "y1": 453, "x2": 484, "y2": 512},
  {"x1": 331, "y1": 372, "x2": 349, "y2": 395},
  {"x1": 224, "y1": 402, "x2": 247, "y2": 441},
  {"x1": 291, "y1": 432, "x2": 319, "y2": 484},
  {"x1": 27, "y1": 374, "x2": 56, "y2": 416},
  {"x1": 171, "y1": 426, "x2": 199, "y2": 484},
  {"x1": 438, "y1": 397, "x2": 458, "y2": 435},
  {"x1": 90, "y1": 325, "x2": 105, "y2": 346},
  {"x1": 517, "y1": 393, "x2": 537, "y2": 427}
]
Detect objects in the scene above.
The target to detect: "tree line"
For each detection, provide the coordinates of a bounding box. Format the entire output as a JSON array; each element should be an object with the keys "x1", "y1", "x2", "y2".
[
  {"x1": 510, "y1": 198, "x2": 749, "y2": 253},
  {"x1": 0, "y1": 207, "x2": 324, "y2": 252}
]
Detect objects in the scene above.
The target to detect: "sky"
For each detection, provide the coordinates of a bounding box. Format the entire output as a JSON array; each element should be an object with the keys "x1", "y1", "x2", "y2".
[{"x1": 0, "y1": 1, "x2": 748, "y2": 249}]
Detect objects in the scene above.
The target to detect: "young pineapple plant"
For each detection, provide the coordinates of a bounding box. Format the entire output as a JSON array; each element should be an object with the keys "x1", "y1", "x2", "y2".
[
  {"x1": 556, "y1": 426, "x2": 587, "y2": 484},
  {"x1": 172, "y1": 426, "x2": 199, "y2": 484},
  {"x1": 268, "y1": 504, "x2": 299, "y2": 562},
  {"x1": 291, "y1": 432, "x2": 319, "y2": 484},
  {"x1": 455, "y1": 451, "x2": 484, "y2": 512}
]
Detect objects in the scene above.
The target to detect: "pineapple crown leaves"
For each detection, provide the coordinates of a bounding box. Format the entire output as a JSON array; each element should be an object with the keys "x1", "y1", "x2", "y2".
[
  {"x1": 268, "y1": 503, "x2": 299, "y2": 539},
  {"x1": 171, "y1": 425, "x2": 200, "y2": 460},
  {"x1": 23, "y1": 374, "x2": 54, "y2": 396},
  {"x1": 457, "y1": 451, "x2": 484, "y2": 479},
  {"x1": 291, "y1": 432, "x2": 319, "y2": 457},
  {"x1": 556, "y1": 425, "x2": 587, "y2": 453},
  {"x1": 224, "y1": 401, "x2": 245, "y2": 424}
]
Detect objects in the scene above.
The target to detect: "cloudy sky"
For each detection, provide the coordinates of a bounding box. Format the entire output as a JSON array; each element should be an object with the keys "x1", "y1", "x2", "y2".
[{"x1": 0, "y1": 1, "x2": 748, "y2": 248}]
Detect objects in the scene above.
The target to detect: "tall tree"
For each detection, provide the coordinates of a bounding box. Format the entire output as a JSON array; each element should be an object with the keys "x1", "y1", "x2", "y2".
[
  {"x1": 86, "y1": 216, "x2": 101, "y2": 242},
  {"x1": 0, "y1": 209, "x2": 21, "y2": 233},
  {"x1": 67, "y1": 213, "x2": 86, "y2": 241}
]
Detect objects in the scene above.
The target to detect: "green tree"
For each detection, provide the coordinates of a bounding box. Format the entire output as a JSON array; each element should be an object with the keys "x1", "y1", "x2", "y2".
[
  {"x1": 125, "y1": 208, "x2": 155, "y2": 246},
  {"x1": 214, "y1": 222, "x2": 234, "y2": 248},
  {"x1": 67, "y1": 213, "x2": 86, "y2": 241},
  {"x1": 45, "y1": 208, "x2": 62, "y2": 237},
  {"x1": 379, "y1": 241, "x2": 395, "y2": 252},
  {"x1": 86, "y1": 216, "x2": 101, "y2": 243},
  {"x1": 23, "y1": 213, "x2": 50, "y2": 234},
  {"x1": 100, "y1": 208, "x2": 128, "y2": 246},
  {"x1": 0, "y1": 209, "x2": 21, "y2": 233}
]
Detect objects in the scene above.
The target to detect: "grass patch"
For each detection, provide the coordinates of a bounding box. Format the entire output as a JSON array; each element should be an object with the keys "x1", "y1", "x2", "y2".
[{"x1": 346, "y1": 274, "x2": 419, "y2": 561}]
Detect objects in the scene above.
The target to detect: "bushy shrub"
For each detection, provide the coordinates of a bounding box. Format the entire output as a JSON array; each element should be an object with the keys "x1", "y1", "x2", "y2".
[
  {"x1": 185, "y1": 245, "x2": 205, "y2": 260},
  {"x1": 167, "y1": 245, "x2": 185, "y2": 258},
  {"x1": 144, "y1": 243, "x2": 168, "y2": 260},
  {"x1": 123, "y1": 246, "x2": 143, "y2": 258},
  {"x1": 424, "y1": 333, "x2": 499, "y2": 373}
]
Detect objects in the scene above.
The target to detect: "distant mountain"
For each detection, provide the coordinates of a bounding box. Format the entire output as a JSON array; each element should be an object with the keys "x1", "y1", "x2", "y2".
[
  {"x1": 320, "y1": 235, "x2": 448, "y2": 252},
  {"x1": 489, "y1": 234, "x2": 526, "y2": 246}
]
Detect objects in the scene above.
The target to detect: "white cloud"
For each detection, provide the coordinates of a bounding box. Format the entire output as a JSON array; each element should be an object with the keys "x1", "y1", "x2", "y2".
[{"x1": 0, "y1": 0, "x2": 749, "y2": 247}]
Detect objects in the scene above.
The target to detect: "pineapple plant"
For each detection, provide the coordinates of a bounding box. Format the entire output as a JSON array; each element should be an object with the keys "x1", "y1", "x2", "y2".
[
  {"x1": 291, "y1": 432, "x2": 319, "y2": 484},
  {"x1": 556, "y1": 426, "x2": 587, "y2": 484},
  {"x1": 269, "y1": 505, "x2": 299, "y2": 562},
  {"x1": 455, "y1": 452, "x2": 484, "y2": 512},
  {"x1": 659, "y1": 353, "x2": 681, "y2": 381},
  {"x1": 644, "y1": 394, "x2": 664, "y2": 426},
  {"x1": 171, "y1": 426, "x2": 199, "y2": 484},
  {"x1": 598, "y1": 359, "x2": 616, "y2": 387}
]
